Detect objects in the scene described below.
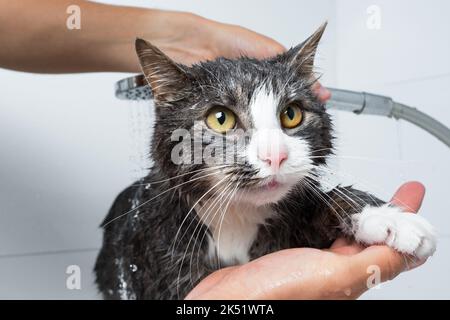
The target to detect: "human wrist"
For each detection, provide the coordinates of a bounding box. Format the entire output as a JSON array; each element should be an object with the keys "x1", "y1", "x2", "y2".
[{"x1": 103, "y1": 9, "x2": 210, "y2": 72}]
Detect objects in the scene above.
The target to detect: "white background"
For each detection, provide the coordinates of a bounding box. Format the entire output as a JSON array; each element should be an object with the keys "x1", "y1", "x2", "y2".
[{"x1": 0, "y1": 0, "x2": 448, "y2": 299}]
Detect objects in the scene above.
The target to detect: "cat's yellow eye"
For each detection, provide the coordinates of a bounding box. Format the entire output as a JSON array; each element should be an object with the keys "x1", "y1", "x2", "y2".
[
  {"x1": 280, "y1": 104, "x2": 303, "y2": 129},
  {"x1": 205, "y1": 107, "x2": 236, "y2": 133}
]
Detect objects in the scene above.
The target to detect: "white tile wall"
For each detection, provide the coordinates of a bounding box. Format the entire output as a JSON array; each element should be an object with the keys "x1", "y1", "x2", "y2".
[
  {"x1": 335, "y1": 0, "x2": 450, "y2": 87},
  {"x1": 0, "y1": 250, "x2": 101, "y2": 299},
  {"x1": 0, "y1": 72, "x2": 138, "y2": 255}
]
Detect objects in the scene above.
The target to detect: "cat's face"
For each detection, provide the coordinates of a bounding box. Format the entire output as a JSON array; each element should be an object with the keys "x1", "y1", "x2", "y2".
[{"x1": 136, "y1": 23, "x2": 332, "y2": 206}]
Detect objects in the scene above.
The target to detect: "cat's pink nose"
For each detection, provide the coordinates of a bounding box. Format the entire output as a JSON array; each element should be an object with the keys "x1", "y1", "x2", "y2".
[{"x1": 258, "y1": 150, "x2": 288, "y2": 171}]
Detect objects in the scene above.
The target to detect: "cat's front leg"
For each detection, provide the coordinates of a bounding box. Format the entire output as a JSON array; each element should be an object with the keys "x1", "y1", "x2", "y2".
[{"x1": 325, "y1": 187, "x2": 436, "y2": 260}]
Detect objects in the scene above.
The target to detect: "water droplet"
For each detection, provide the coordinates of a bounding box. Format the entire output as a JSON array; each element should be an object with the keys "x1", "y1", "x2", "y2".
[
  {"x1": 107, "y1": 289, "x2": 114, "y2": 295},
  {"x1": 131, "y1": 198, "x2": 140, "y2": 210},
  {"x1": 145, "y1": 183, "x2": 151, "y2": 190},
  {"x1": 130, "y1": 264, "x2": 138, "y2": 272},
  {"x1": 129, "y1": 293, "x2": 137, "y2": 300}
]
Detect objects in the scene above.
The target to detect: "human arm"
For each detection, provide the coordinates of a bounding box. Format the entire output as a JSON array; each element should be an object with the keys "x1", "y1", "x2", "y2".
[
  {"x1": 0, "y1": 0, "x2": 331, "y2": 101},
  {"x1": 0, "y1": 0, "x2": 285, "y2": 73}
]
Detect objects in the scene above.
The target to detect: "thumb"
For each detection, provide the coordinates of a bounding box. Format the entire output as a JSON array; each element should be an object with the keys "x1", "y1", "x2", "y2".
[{"x1": 389, "y1": 181, "x2": 425, "y2": 213}]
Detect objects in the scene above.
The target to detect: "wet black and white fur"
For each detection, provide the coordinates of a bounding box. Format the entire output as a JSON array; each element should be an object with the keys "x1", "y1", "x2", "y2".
[{"x1": 95, "y1": 24, "x2": 436, "y2": 299}]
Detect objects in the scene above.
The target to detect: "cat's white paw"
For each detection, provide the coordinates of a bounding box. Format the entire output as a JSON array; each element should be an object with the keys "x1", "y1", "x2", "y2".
[{"x1": 353, "y1": 204, "x2": 436, "y2": 260}]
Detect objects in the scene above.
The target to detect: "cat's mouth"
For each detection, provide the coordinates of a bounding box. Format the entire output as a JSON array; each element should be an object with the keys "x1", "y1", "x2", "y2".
[
  {"x1": 233, "y1": 175, "x2": 295, "y2": 206},
  {"x1": 250, "y1": 176, "x2": 284, "y2": 192}
]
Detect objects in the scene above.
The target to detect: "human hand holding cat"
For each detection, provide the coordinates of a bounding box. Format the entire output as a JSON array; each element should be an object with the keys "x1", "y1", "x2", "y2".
[
  {"x1": 137, "y1": 11, "x2": 330, "y2": 102},
  {"x1": 185, "y1": 182, "x2": 428, "y2": 300}
]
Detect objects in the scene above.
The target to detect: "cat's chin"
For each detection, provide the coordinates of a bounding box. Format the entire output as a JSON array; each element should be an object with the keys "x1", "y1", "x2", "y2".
[{"x1": 236, "y1": 178, "x2": 295, "y2": 207}]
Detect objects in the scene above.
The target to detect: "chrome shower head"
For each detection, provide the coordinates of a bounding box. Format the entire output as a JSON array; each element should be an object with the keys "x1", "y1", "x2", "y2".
[{"x1": 115, "y1": 75, "x2": 152, "y2": 100}]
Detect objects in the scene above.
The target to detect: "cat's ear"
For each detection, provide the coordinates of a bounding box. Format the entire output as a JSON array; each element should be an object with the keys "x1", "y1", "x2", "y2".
[
  {"x1": 275, "y1": 22, "x2": 327, "y2": 76},
  {"x1": 135, "y1": 38, "x2": 189, "y2": 102}
]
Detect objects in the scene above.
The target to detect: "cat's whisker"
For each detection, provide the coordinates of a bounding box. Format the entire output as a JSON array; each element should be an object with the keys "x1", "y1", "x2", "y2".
[
  {"x1": 308, "y1": 168, "x2": 378, "y2": 213},
  {"x1": 315, "y1": 179, "x2": 367, "y2": 211},
  {"x1": 102, "y1": 170, "x2": 225, "y2": 228},
  {"x1": 170, "y1": 175, "x2": 230, "y2": 260},
  {"x1": 174, "y1": 183, "x2": 228, "y2": 298},
  {"x1": 175, "y1": 178, "x2": 234, "y2": 296},
  {"x1": 132, "y1": 165, "x2": 231, "y2": 186},
  {"x1": 188, "y1": 180, "x2": 236, "y2": 286},
  {"x1": 188, "y1": 176, "x2": 241, "y2": 285},
  {"x1": 307, "y1": 171, "x2": 365, "y2": 211},
  {"x1": 216, "y1": 175, "x2": 243, "y2": 270},
  {"x1": 313, "y1": 166, "x2": 382, "y2": 206},
  {"x1": 193, "y1": 177, "x2": 246, "y2": 276},
  {"x1": 176, "y1": 179, "x2": 233, "y2": 285},
  {"x1": 303, "y1": 179, "x2": 351, "y2": 230},
  {"x1": 309, "y1": 147, "x2": 335, "y2": 154},
  {"x1": 310, "y1": 181, "x2": 356, "y2": 228},
  {"x1": 306, "y1": 154, "x2": 420, "y2": 164},
  {"x1": 317, "y1": 183, "x2": 363, "y2": 215}
]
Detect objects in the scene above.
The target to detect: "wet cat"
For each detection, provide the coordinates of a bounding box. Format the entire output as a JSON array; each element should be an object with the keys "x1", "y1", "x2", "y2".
[{"x1": 95, "y1": 23, "x2": 436, "y2": 299}]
